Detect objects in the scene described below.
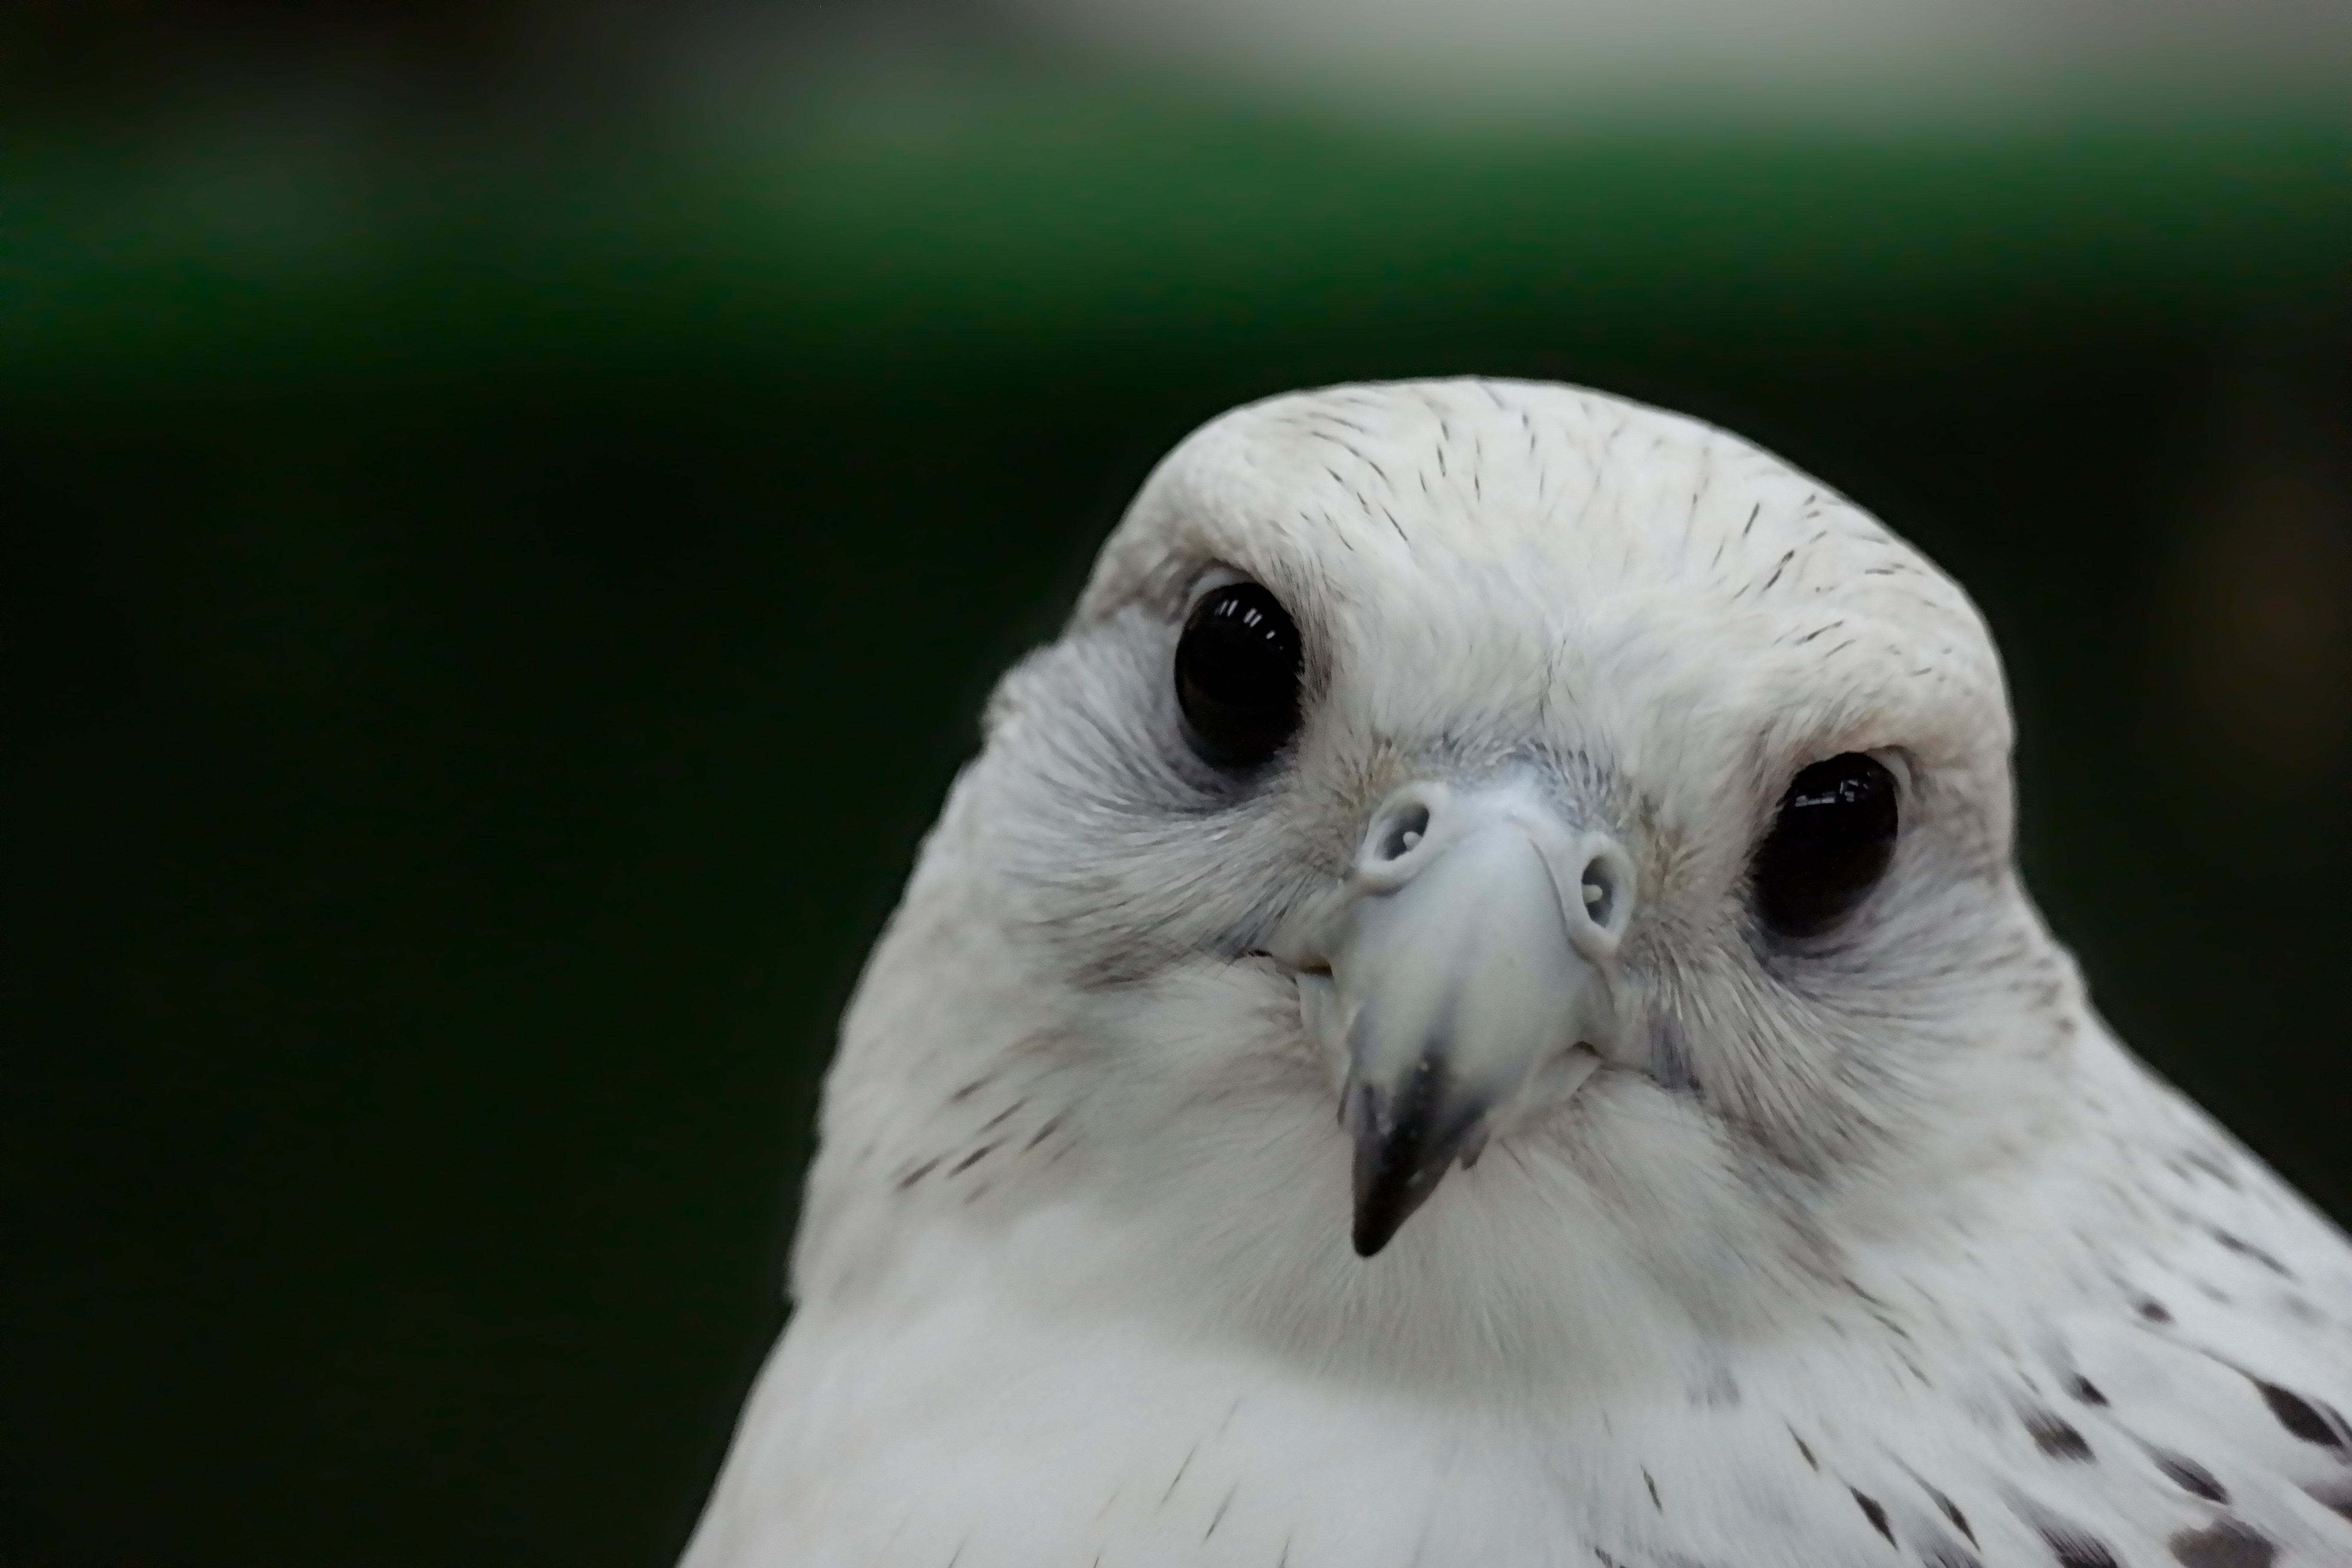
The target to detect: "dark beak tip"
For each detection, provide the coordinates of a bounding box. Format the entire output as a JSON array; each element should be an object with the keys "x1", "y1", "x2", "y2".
[
  {"x1": 1351, "y1": 1210, "x2": 1402, "y2": 1258},
  {"x1": 1344, "y1": 1061, "x2": 1492, "y2": 1259},
  {"x1": 1348, "y1": 1155, "x2": 1450, "y2": 1259}
]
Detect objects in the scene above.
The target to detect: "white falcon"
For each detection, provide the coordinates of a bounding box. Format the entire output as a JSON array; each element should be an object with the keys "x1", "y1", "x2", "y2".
[{"x1": 682, "y1": 379, "x2": 2352, "y2": 1568}]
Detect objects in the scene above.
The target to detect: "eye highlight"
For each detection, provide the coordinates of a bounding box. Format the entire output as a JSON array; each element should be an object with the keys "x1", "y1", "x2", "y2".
[
  {"x1": 1751, "y1": 753, "x2": 1900, "y2": 938},
  {"x1": 1174, "y1": 581, "x2": 1304, "y2": 771}
]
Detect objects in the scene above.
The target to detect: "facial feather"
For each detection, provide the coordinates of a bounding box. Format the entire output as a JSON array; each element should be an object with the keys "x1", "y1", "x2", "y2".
[{"x1": 687, "y1": 377, "x2": 2352, "y2": 1568}]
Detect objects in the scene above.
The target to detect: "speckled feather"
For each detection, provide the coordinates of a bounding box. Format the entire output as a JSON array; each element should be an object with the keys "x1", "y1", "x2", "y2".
[{"x1": 681, "y1": 380, "x2": 2352, "y2": 1568}]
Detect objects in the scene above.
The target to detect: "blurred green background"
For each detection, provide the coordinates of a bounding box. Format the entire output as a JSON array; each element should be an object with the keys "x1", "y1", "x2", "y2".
[{"x1": 5, "y1": 3, "x2": 2350, "y2": 1564}]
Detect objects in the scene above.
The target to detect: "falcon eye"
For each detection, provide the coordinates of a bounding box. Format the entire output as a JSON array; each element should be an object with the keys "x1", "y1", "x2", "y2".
[
  {"x1": 1751, "y1": 753, "x2": 1900, "y2": 939},
  {"x1": 1174, "y1": 581, "x2": 1305, "y2": 771}
]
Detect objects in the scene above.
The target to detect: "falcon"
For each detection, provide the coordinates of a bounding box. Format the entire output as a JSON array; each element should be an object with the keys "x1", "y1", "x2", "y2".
[{"x1": 681, "y1": 379, "x2": 2352, "y2": 1568}]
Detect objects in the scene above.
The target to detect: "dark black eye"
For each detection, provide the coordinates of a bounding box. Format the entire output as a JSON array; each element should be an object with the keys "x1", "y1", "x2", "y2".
[
  {"x1": 1751, "y1": 753, "x2": 1900, "y2": 939},
  {"x1": 1174, "y1": 581, "x2": 1304, "y2": 771}
]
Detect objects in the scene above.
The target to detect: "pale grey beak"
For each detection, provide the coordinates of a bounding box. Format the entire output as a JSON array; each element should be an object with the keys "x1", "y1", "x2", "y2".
[{"x1": 1274, "y1": 778, "x2": 1635, "y2": 1256}]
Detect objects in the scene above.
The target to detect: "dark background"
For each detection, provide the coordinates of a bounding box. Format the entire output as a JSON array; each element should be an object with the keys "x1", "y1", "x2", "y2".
[{"x1": 5, "y1": 5, "x2": 2350, "y2": 1565}]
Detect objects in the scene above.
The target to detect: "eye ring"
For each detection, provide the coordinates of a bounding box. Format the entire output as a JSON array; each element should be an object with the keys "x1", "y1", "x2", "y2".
[
  {"x1": 1750, "y1": 752, "x2": 1901, "y2": 939},
  {"x1": 1173, "y1": 580, "x2": 1305, "y2": 772}
]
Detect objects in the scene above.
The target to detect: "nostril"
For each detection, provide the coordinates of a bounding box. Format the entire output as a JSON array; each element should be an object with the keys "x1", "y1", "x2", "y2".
[
  {"x1": 1376, "y1": 803, "x2": 1431, "y2": 862},
  {"x1": 1579, "y1": 858, "x2": 1617, "y2": 928}
]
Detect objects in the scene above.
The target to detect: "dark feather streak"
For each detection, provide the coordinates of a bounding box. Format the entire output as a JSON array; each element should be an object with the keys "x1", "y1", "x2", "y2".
[
  {"x1": 1851, "y1": 1488, "x2": 1894, "y2": 1545},
  {"x1": 2037, "y1": 1525, "x2": 2120, "y2": 1568},
  {"x1": 2253, "y1": 1379, "x2": 2346, "y2": 1449},
  {"x1": 2168, "y1": 1519, "x2": 2275, "y2": 1568},
  {"x1": 2024, "y1": 1408, "x2": 2093, "y2": 1461},
  {"x1": 2151, "y1": 1450, "x2": 2228, "y2": 1504}
]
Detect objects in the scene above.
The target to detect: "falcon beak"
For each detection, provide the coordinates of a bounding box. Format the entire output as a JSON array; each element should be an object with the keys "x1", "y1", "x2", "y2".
[{"x1": 1274, "y1": 778, "x2": 1635, "y2": 1257}]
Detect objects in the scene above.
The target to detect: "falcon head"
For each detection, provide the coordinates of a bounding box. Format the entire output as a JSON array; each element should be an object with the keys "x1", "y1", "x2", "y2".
[{"x1": 804, "y1": 379, "x2": 2081, "y2": 1379}]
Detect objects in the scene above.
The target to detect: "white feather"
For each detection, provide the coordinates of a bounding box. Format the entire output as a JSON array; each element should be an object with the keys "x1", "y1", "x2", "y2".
[{"x1": 682, "y1": 380, "x2": 2352, "y2": 1568}]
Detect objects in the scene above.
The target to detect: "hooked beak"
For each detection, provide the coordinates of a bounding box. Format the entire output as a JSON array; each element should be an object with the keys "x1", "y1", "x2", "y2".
[{"x1": 1274, "y1": 778, "x2": 1636, "y2": 1257}]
